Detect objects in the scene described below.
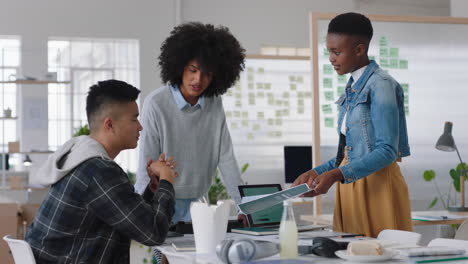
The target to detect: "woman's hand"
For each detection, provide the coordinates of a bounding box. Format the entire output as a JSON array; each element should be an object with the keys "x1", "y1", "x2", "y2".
[
  {"x1": 291, "y1": 170, "x2": 319, "y2": 197},
  {"x1": 310, "y1": 168, "x2": 344, "y2": 195},
  {"x1": 148, "y1": 153, "x2": 178, "y2": 190}
]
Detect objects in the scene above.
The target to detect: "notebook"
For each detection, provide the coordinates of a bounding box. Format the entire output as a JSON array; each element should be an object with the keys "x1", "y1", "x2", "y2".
[{"x1": 232, "y1": 184, "x2": 327, "y2": 235}]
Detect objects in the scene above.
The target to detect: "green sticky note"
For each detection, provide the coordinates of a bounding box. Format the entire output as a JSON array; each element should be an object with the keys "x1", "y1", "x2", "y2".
[
  {"x1": 248, "y1": 83, "x2": 254, "y2": 90},
  {"x1": 257, "y1": 91, "x2": 264, "y2": 98},
  {"x1": 389, "y1": 58, "x2": 398, "y2": 68},
  {"x1": 297, "y1": 92, "x2": 304, "y2": 98},
  {"x1": 401, "y1": 83, "x2": 409, "y2": 93},
  {"x1": 323, "y1": 78, "x2": 333, "y2": 89},
  {"x1": 297, "y1": 107, "x2": 304, "y2": 114},
  {"x1": 235, "y1": 93, "x2": 241, "y2": 99},
  {"x1": 258, "y1": 67, "x2": 264, "y2": 73},
  {"x1": 283, "y1": 101, "x2": 290, "y2": 107},
  {"x1": 380, "y1": 58, "x2": 389, "y2": 68},
  {"x1": 235, "y1": 100, "x2": 242, "y2": 107},
  {"x1": 323, "y1": 48, "x2": 329, "y2": 56},
  {"x1": 324, "y1": 91, "x2": 334, "y2": 101},
  {"x1": 226, "y1": 111, "x2": 232, "y2": 118},
  {"x1": 389, "y1": 48, "x2": 399, "y2": 58},
  {"x1": 289, "y1": 75, "x2": 295, "y2": 82},
  {"x1": 379, "y1": 36, "x2": 388, "y2": 46},
  {"x1": 275, "y1": 110, "x2": 282, "y2": 117},
  {"x1": 257, "y1": 112, "x2": 264, "y2": 119},
  {"x1": 231, "y1": 122, "x2": 238, "y2": 129},
  {"x1": 234, "y1": 111, "x2": 240, "y2": 118},
  {"x1": 264, "y1": 83, "x2": 271, "y2": 90},
  {"x1": 322, "y1": 104, "x2": 333, "y2": 114},
  {"x1": 404, "y1": 106, "x2": 409, "y2": 116},
  {"x1": 404, "y1": 95, "x2": 409, "y2": 104},
  {"x1": 248, "y1": 98, "x2": 255, "y2": 105},
  {"x1": 283, "y1": 92, "x2": 289, "y2": 98},
  {"x1": 248, "y1": 75, "x2": 254, "y2": 81},
  {"x1": 298, "y1": 99, "x2": 304, "y2": 106},
  {"x1": 325, "y1": 117, "x2": 334, "y2": 128},
  {"x1": 242, "y1": 112, "x2": 248, "y2": 118},
  {"x1": 337, "y1": 75, "x2": 347, "y2": 84},
  {"x1": 248, "y1": 92, "x2": 255, "y2": 98},
  {"x1": 267, "y1": 93, "x2": 274, "y2": 99},
  {"x1": 268, "y1": 99, "x2": 274, "y2": 105},
  {"x1": 337, "y1": 86, "x2": 345, "y2": 95},
  {"x1": 247, "y1": 133, "x2": 254, "y2": 140},
  {"x1": 283, "y1": 109, "x2": 290, "y2": 116},
  {"x1": 241, "y1": 120, "x2": 248, "y2": 126},
  {"x1": 275, "y1": 119, "x2": 282, "y2": 126},
  {"x1": 399, "y1": 60, "x2": 408, "y2": 69},
  {"x1": 323, "y1": 64, "x2": 333, "y2": 75},
  {"x1": 247, "y1": 67, "x2": 254, "y2": 72},
  {"x1": 304, "y1": 92, "x2": 312, "y2": 98},
  {"x1": 257, "y1": 83, "x2": 264, "y2": 89},
  {"x1": 379, "y1": 47, "x2": 388, "y2": 57},
  {"x1": 253, "y1": 124, "x2": 260, "y2": 130},
  {"x1": 290, "y1": 84, "x2": 297, "y2": 90},
  {"x1": 297, "y1": 76, "x2": 304, "y2": 84},
  {"x1": 275, "y1": 100, "x2": 282, "y2": 106},
  {"x1": 268, "y1": 119, "x2": 274, "y2": 125}
]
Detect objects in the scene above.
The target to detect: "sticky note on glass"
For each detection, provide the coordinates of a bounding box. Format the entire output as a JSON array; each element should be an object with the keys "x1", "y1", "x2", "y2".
[
  {"x1": 323, "y1": 48, "x2": 329, "y2": 56},
  {"x1": 258, "y1": 67, "x2": 264, "y2": 73},
  {"x1": 275, "y1": 110, "x2": 282, "y2": 117},
  {"x1": 257, "y1": 112, "x2": 264, "y2": 119},
  {"x1": 298, "y1": 107, "x2": 304, "y2": 114},
  {"x1": 247, "y1": 133, "x2": 254, "y2": 140},
  {"x1": 226, "y1": 111, "x2": 232, "y2": 118},
  {"x1": 231, "y1": 122, "x2": 238, "y2": 129},
  {"x1": 235, "y1": 101, "x2": 242, "y2": 107},
  {"x1": 253, "y1": 124, "x2": 260, "y2": 131},
  {"x1": 337, "y1": 86, "x2": 345, "y2": 95},
  {"x1": 389, "y1": 58, "x2": 398, "y2": 68},
  {"x1": 404, "y1": 106, "x2": 410, "y2": 116},
  {"x1": 242, "y1": 112, "x2": 248, "y2": 118},
  {"x1": 298, "y1": 99, "x2": 304, "y2": 106},
  {"x1": 290, "y1": 84, "x2": 297, "y2": 90},
  {"x1": 289, "y1": 75, "x2": 295, "y2": 82},
  {"x1": 404, "y1": 95, "x2": 409, "y2": 104},
  {"x1": 283, "y1": 101, "x2": 290, "y2": 107},
  {"x1": 297, "y1": 76, "x2": 304, "y2": 83},
  {"x1": 380, "y1": 58, "x2": 389, "y2": 67},
  {"x1": 322, "y1": 104, "x2": 333, "y2": 114},
  {"x1": 234, "y1": 111, "x2": 240, "y2": 118},
  {"x1": 389, "y1": 48, "x2": 399, "y2": 58},
  {"x1": 247, "y1": 67, "x2": 254, "y2": 72},
  {"x1": 325, "y1": 117, "x2": 334, "y2": 128},
  {"x1": 379, "y1": 36, "x2": 388, "y2": 46},
  {"x1": 399, "y1": 60, "x2": 408, "y2": 69},
  {"x1": 267, "y1": 93, "x2": 274, "y2": 99},
  {"x1": 248, "y1": 83, "x2": 254, "y2": 90},
  {"x1": 248, "y1": 75, "x2": 254, "y2": 81},
  {"x1": 241, "y1": 120, "x2": 248, "y2": 126},
  {"x1": 257, "y1": 92, "x2": 265, "y2": 98},
  {"x1": 235, "y1": 93, "x2": 241, "y2": 99},
  {"x1": 304, "y1": 92, "x2": 312, "y2": 98},
  {"x1": 401, "y1": 83, "x2": 409, "y2": 93},
  {"x1": 267, "y1": 119, "x2": 274, "y2": 125},
  {"x1": 265, "y1": 83, "x2": 271, "y2": 90},
  {"x1": 275, "y1": 100, "x2": 282, "y2": 106},
  {"x1": 283, "y1": 92, "x2": 290, "y2": 98},
  {"x1": 283, "y1": 109, "x2": 290, "y2": 116},
  {"x1": 257, "y1": 83, "x2": 264, "y2": 89},
  {"x1": 297, "y1": 92, "x2": 304, "y2": 98},
  {"x1": 337, "y1": 75, "x2": 347, "y2": 84},
  {"x1": 275, "y1": 119, "x2": 282, "y2": 126},
  {"x1": 323, "y1": 64, "x2": 333, "y2": 75},
  {"x1": 248, "y1": 98, "x2": 255, "y2": 105},
  {"x1": 323, "y1": 78, "x2": 333, "y2": 89},
  {"x1": 324, "y1": 91, "x2": 334, "y2": 101},
  {"x1": 268, "y1": 99, "x2": 274, "y2": 105},
  {"x1": 379, "y1": 47, "x2": 388, "y2": 57}
]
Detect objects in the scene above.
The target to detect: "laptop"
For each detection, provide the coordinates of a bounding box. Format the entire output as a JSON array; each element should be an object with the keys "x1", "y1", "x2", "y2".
[{"x1": 232, "y1": 184, "x2": 327, "y2": 235}]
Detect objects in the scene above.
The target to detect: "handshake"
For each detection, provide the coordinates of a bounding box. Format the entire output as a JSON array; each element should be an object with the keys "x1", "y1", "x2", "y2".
[{"x1": 146, "y1": 153, "x2": 179, "y2": 192}]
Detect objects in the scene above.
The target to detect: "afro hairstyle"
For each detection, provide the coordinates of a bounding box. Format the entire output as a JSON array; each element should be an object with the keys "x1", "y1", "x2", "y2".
[
  {"x1": 158, "y1": 22, "x2": 245, "y2": 97},
  {"x1": 86, "y1": 79, "x2": 140, "y2": 131},
  {"x1": 328, "y1": 12, "x2": 373, "y2": 44}
]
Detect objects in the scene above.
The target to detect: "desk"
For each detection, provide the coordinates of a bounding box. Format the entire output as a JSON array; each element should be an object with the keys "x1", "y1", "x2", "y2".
[
  {"x1": 156, "y1": 231, "x2": 468, "y2": 264},
  {"x1": 301, "y1": 211, "x2": 468, "y2": 226}
]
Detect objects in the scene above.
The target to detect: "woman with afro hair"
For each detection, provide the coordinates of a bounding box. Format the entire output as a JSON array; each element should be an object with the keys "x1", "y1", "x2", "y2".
[{"x1": 135, "y1": 22, "x2": 246, "y2": 225}]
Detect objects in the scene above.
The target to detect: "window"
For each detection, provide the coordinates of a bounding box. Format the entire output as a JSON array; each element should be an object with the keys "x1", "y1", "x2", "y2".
[
  {"x1": 0, "y1": 37, "x2": 21, "y2": 150},
  {"x1": 48, "y1": 38, "x2": 140, "y2": 172}
]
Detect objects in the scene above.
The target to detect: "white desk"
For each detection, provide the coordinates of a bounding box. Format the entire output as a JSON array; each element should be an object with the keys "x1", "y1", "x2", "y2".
[{"x1": 156, "y1": 231, "x2": 467, "y2": 264}]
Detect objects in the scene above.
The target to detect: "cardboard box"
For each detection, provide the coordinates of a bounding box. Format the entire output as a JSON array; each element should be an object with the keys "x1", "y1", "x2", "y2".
[{"x1": 0, "y1": 203, "x2": 21, "y2": 264}]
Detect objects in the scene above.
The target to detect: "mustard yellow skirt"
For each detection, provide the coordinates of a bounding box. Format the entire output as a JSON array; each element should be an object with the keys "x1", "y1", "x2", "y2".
[{"x1": 333, "y1": 150, "x2": 412, "y2": 238}]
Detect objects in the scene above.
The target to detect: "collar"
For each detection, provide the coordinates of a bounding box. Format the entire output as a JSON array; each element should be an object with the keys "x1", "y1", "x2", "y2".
[
  {"x1": 350, "y1": 60, "x2": 378, "y2": 94},
  {"x1": 170, "y1": 85, "x2": 204, "y2": 110}
]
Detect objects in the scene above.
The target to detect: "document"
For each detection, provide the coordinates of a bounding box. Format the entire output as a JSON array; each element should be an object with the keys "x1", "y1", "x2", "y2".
[{"x1": 238, "y1": 184, "x2": 311, "y2": 215}]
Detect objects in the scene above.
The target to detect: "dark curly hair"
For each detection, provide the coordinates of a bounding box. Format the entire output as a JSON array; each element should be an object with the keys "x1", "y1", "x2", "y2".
[
  {"x1": 328, "y1": 12, "x2": 373, "y2": 44},
  {"x1": 159, "y1": 22, "x2": 245, "y2": 97}
]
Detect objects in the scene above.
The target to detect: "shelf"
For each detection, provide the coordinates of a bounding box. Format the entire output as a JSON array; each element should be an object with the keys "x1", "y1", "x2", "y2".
[{"x1": 0, "y1": 80, "x2": 70, "y2": 84}]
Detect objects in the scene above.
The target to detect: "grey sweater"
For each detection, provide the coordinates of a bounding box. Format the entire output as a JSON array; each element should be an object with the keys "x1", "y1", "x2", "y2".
[{"x1": 135, "y1": 85, "x2": 242, "y2": 204}]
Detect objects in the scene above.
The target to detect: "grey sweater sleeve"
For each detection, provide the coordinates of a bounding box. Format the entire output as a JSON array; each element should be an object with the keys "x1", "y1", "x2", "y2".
[
  {"x1": 135, "y1": 95, "x2": 161, "y2": 194},
  {"x1": 217, "y1": 116, "x2": 243, "y2": 205}
]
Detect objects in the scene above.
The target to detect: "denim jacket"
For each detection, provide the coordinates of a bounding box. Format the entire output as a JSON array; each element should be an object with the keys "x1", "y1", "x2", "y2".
[{"x1": 313, "y1": 60, "x2": 410, "y2": 183}]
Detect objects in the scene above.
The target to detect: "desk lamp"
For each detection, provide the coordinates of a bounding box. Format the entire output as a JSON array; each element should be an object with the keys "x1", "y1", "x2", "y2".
[{"x1": 435, "y1": 121, "x2": 468, "y2": 212}]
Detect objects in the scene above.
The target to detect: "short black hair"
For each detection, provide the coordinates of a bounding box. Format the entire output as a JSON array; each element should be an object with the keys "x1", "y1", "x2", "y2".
[
  {"x1": 159, "y1": 22, "x2": 245, "y2": 97},
  {"x1": 328, "y1": 12, "x2": 373, "y2": 43},
  {"x1": 86, "y1": 79, "x2": 140, "y2": 130}
]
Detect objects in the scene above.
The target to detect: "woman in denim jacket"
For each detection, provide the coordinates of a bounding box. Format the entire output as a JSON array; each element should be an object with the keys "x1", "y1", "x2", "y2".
[{"x1": 293, "y1": 12, "x2": 412, "y2": 237}]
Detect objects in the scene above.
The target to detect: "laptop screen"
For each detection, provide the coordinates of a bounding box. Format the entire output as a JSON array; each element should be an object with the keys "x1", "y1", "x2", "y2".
[{"x1": 238, "y1": 184, "x2": 283, "y2": 227}]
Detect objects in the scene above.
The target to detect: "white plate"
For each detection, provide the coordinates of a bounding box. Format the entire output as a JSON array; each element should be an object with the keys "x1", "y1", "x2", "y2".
[{"x1": 335, "y1": 250, "x2": 397, "y2": 262}]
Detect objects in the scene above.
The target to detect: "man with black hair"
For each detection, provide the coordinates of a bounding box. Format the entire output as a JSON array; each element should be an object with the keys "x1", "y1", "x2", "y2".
[
  {"x1": 293, "y1": 12, "x2": 412, "y2": 237},
  {"x1": 26, "y1": 80, "x2": 177, "y2": 263},
  {"x1": 135, "y1": 22, "x2": 245, "y2": 224}
]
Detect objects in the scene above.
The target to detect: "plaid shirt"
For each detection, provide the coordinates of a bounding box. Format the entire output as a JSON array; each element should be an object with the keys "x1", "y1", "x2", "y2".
[{"x1": 25, "y1": 157, "x2": 175, "y2": 264}]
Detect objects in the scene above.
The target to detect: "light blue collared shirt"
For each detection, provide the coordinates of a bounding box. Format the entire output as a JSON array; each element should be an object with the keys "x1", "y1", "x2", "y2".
[{"x1": 170, "y1": 85, "x2": 204, "y2": 110}]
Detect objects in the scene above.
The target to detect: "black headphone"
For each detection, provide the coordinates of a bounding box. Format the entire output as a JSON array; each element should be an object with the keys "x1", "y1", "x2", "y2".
[
  {"x1": 299, "y1": 237, "x2": 349, "y2": 258},
  {"x1": 216, "y1": 239, "x2": 279, "y2": 264}
]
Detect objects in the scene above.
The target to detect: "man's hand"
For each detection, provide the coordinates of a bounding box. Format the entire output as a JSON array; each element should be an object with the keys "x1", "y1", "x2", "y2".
[
  {"x1": 148, "y1": 153, "x2": 179, "y2": 191},
  {"x1": 291, "y1": 169, "x2": 319, "y2": 197}
]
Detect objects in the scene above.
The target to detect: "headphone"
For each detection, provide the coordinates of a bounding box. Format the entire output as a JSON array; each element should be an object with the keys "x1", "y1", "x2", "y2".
[
  {"x1": 216, "y1": 239, "x2": 279, "y2": 264},
  {"x1": 298, "y1": 237, "x2": 349, "y2": 258}
]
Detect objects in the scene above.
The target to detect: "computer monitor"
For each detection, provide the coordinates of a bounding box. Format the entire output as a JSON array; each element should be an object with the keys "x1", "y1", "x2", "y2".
[{"x1": 284, "y1": 146, "x2": 312, "y2": 183}]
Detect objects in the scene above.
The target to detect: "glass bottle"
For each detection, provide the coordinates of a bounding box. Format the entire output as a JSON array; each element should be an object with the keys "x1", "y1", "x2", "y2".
[{"x1": 279, "y1": 200, "x2": 298, "y2": 259}]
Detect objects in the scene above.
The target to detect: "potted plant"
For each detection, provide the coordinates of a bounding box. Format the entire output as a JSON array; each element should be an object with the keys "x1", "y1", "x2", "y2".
[{"x1": 208, "y1": 163, "x2": 249, "y2": 205}]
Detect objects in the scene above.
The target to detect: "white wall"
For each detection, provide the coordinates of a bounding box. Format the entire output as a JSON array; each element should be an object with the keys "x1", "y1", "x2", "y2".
[{"x1": 451, "y1": 0, "x2": 468, "y2": 17}]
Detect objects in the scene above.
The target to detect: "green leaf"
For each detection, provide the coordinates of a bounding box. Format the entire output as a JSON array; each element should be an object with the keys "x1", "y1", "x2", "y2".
[
  {"x1": 143, "y1": 258, "x2": 148, "y2": 263},
  {"x1": 450, "y1": 168, "x2": 459, "y2": 180},
  {"x1": 241, "y1": 163, "x2": 249, "y2": 174},
  {"x1": 73, "y1": 124, "x2": 90, "y2": 137},
  {"x1": 456, "y1": 162, "x2": 468, "y2": 176},
  {"x1": 423, "y1": 170, "x2": 435, "y2": 181},
  {"x1": 428, "y1": 197, "x2": 438, "y2": 209},
  {"x1": 453, "y1": 177, "x2": 461, "y2": 192}
]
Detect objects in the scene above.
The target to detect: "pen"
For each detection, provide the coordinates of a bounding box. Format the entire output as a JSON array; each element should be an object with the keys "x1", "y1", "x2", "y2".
[{"x1": 415, "y1": 256, "x2": 468, "y2": 263}]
